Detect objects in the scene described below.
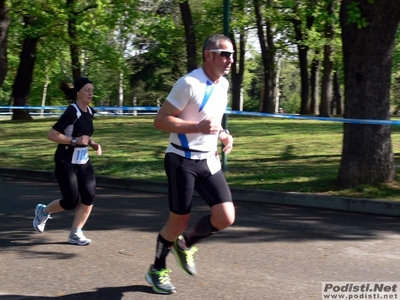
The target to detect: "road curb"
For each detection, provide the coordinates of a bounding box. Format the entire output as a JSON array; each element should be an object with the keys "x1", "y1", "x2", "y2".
[{"x1": 0, "y1": 167, "x2": 399, "y2": 217}]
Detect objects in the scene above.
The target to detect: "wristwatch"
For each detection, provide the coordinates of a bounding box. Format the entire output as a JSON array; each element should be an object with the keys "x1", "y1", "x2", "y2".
[{"x1": 70, "y1": 138, "x2": 77, "y2": 146}]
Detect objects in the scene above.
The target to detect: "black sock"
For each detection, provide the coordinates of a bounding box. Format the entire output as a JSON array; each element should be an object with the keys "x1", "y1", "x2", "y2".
[
  {"x1": 154, "y1": 234, "x2": 174, "y2": 270},
  {"x1": 185, "y1": 214, "x2": 219, "y2": 248}
]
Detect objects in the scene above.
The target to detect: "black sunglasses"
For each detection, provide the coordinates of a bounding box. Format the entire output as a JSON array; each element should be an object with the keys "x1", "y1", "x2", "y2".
[{"x1": 208, "y1": 49, "x2": 234, "y2": 58}]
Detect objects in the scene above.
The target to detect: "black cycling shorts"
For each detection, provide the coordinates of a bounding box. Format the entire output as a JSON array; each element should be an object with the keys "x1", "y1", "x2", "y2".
[{"x1": 164, "y1": 152, "x2": 232, "y2": 215}]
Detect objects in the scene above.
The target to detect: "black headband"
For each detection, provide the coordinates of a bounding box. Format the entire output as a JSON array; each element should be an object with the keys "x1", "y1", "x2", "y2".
[{"x1": 74, "y1": 77, "x2": 93, "y2": 93}]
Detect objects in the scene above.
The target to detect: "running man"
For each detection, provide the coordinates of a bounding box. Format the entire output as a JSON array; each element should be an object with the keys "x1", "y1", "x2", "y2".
[{"x1": 145, "y1": 34, "x2": 236, "y2": 294}]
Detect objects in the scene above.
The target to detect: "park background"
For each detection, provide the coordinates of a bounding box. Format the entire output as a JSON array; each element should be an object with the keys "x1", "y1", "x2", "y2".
[{"x1": 1, "y1": 0, "x2": 400, "y2": 200}]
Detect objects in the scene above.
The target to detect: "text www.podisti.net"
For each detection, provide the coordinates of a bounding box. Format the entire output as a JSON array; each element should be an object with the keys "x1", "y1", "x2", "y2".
[{"x1": 322, "y1": 282, "x2": 399, "y2": 299}]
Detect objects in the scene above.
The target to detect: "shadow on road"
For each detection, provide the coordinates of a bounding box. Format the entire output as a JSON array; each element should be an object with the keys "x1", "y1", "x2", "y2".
[{"x1": 0, "y1": 285, "x2": 155, "y2": 300}]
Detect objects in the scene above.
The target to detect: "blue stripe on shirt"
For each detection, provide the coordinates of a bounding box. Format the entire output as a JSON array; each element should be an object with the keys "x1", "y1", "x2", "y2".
[
  {"x1": 176, "y1": 80, "x2": 214, "y2": 158},
  {"x1": 177, "y1": 134, "x2": 191, "y2": 158},
  {"x1": 199, "y1": 80, "x2": 214, "y2": 113}
]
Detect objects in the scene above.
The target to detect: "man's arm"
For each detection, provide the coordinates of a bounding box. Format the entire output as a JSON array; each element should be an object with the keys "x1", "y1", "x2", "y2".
[{"x1": 154, "y1": 100, "x2": 199, "y2": 134}]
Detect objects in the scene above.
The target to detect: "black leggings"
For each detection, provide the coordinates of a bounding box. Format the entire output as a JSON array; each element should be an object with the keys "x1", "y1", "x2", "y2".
[{"x1": 55, "y1": 161, "x2": 96, "y2": 210}]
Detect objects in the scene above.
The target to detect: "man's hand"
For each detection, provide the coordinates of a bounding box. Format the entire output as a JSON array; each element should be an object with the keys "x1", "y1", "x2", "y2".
[
  {"x1": 219, "y1": 131, "x2": 233, "y2": 154},
  {"x1": 196, "y1": 118, "x2": 221, "y2": 134}
]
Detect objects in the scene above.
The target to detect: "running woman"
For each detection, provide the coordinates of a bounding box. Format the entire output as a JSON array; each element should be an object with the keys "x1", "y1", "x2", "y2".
[
  {"x1": 33, "y1": 77, "x2": 102, "y2": 246},
  {"x1": 145, "y1": 34, "x2": 235, "y2": 294}
]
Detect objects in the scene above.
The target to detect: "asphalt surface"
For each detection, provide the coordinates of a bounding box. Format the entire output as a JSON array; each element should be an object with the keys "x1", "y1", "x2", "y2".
[{"x1": 1, "y1": 176, "x2": 400, "y2": 300}]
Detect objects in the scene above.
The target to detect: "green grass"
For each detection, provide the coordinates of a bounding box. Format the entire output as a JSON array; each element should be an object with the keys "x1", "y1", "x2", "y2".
[{"x1": 2, "y1": 115, "x2": 400, "y2": 200}]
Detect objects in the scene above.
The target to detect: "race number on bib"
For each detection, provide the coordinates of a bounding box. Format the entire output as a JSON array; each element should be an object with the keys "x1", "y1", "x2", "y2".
[
  {"x1": 72, "y1": 147, "x2": 89, "y2": 164},
  {"x1": 206, "y1": 151, "x2": 221, "y2": 175}
]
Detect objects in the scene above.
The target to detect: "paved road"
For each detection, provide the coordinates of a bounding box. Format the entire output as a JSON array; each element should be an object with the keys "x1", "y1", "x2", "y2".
[{"x1": 1, "y1": 177, "x2": 400, "y2": 300}]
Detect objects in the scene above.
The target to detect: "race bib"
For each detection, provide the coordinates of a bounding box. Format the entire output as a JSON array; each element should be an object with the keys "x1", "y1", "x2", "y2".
[
  {"x1": 71, "y1": 147, "x2": 89, "y2": 164},
  {"x1": 206, "y1": 151, "x2": 221, "y2": 175}
]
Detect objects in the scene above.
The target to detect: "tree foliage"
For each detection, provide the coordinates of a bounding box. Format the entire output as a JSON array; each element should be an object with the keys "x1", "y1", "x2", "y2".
[{"x1": 1, "y1": 0, "x2": 400, "y2": 186}]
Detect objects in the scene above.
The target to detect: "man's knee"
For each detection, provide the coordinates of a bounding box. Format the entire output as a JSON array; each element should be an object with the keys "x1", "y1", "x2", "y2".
[
  {"x1": 211, "y1": 203, "x2": 235, "y2": 230},
  {"x1": 215, "y1": 214, "x2": 235, "y2": 230}
]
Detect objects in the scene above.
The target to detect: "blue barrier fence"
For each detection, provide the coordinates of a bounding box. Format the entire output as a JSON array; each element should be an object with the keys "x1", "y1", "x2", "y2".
[
  {"x1": 0, "y1": 105, "x2": 157, "y2": 112},
  {"x1": 1, "y1": 105, "x2": 400, "y2": 126}
]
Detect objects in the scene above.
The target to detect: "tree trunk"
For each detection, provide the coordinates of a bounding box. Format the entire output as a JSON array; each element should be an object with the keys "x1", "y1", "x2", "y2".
[
  {"x1": 118, "y1": 71, "x2": 123, "y2": 112},
  {"x1": 310, "y1": 54, "x2": 320, "y2": 115},
  {"x1": 41, "y1": 65, "x2": 49, "y2": 117},
  {"x1": 0, "y1": 0, "x2": 10, "y2": 87},
  {"x1": 337, "y1": 0, "x2": 400, "y2": 186},
  {"x1": 296, "y1": 34, "x2": 309, "y2": 115},
  {"x1": 265, "y1": 23, "x2": 276, "y2": 113},
  {"x1": 289, "y1": 1, "x2": 317, "y2": 115},
  {"x1": 11, "y1": 17, "x2": 39, "y2": 120},
  {"x1": 333, "y1": 70, "x2": 342, "y2": 115},
  {"x1": 319, "y1": 0, "x2": 336, "y2": 118},
  {"x1": 231, "y1": 30, "x2": 245, "y2": 111},
  {"x1": 274, "y1": 56, "x2": 282, "y2": 112},
  {"x1": 179, "y1": 0, "x2": 197, "y2": 73},
  {"x1": 320, "y1": 48, "x2": 333, "y2": 117},
  {"x1": 254, "y1": 0, "x2": 275, "y2": 113}
]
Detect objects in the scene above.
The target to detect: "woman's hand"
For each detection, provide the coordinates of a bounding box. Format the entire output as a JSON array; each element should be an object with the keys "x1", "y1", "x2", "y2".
[{"x1": 89, "y1": 139, "x2": 102, "y2": 156}]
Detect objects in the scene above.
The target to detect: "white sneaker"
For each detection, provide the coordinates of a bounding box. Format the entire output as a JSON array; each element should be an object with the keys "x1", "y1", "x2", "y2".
[
  {"x1": 33, "y1": 204, "x2": 51, "y2": 233},
  {"x1": 68, "y1": 230, "x2": 92, "y2": 246}
]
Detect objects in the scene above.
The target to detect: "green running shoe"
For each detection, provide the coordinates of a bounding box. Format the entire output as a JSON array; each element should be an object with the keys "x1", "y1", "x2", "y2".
[
  {"x1": 171, "y1": 235, "x2": 198, "y2": 275},
  {"x1": 145, "y1": 265, "x2": 176, "y2": 294}
]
